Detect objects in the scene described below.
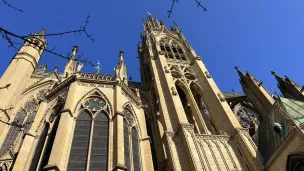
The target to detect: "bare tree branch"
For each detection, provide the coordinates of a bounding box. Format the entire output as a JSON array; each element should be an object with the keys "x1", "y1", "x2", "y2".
[
  {"x1": 194, "y1": 0, "x2": 207, "y2": 12},
  {"x1": 167, "y1": 0, "x2": 207, "y2": 18},
  {"x1": 2, "y1": 0, "x2": 23, "y2": 12},
  {"x1": 0, "y1": 15, "x2": 95, "y2": 66}
]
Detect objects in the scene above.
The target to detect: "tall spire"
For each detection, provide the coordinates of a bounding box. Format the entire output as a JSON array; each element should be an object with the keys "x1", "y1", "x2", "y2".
[{"x1": 271, "y1": 71, "x2": 304, "y2": 101}]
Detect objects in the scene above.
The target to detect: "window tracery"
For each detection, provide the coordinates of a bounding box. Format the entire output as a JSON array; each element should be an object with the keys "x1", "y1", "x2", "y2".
[
  {"x1": 159, "y1": 37, "x2": 186, "y2": 61},
  {"x1": 0, "y1": 100, "x2": 39, "y2": 158},
  {"x1": 123, "y1": 109, "x2": 142, "y2": 171},
  {"x1": 68, "y1": 96, "x2": 110, "y2": 170}
]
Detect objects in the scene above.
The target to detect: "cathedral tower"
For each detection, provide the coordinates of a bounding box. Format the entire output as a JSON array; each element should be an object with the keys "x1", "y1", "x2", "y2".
[
  {"x1": 138, "y1": 14, "x2": 263, "y2": 171},
  {"x1": 0, "y1": 29, "x2": 46, "y2": 138}
]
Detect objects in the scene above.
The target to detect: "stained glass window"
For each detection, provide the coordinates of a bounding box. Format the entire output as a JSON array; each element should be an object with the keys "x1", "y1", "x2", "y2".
[
  {"x1": 67, "y1": 111, "x2": 91, "y2": 171},
  {"x1": 90, "y1": 112, "x2": 109, "y2": 171},
  {"x1": 68, "y1": 97, "x2": 110, "y2": 170},
  {"x1": 132, "y1": 128, "x2": 141, "y2": 171},
  {"x1": 124, "y1": 119, "x2": 130, "y2": 170},
  {"x1": 0, "y1": 101, "x2": 38, "y2": 158},
  {"x1": 124, "y1": 109, "x2": 142, "y2": 171}
]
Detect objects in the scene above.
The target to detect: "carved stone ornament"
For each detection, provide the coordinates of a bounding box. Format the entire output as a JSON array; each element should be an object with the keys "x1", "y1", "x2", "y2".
[
  {"x1": 159, "y1": 51, "x2": 165, "y2": 55},
  {"x1": 217, "y1": 93, "x2": 226, "y2": 102},
  {"x1": 171, "y1": 87, "x2": 178, "y2": 96},
  {"x1": 196, "y1": 56, "x2": 202, "y2": 60},
  {"x1": 204, "y1": 71, "x2": 211, "y2": 78},
  {"x1": 164, "y1": 66, "x2": 170, "y2": 73}
]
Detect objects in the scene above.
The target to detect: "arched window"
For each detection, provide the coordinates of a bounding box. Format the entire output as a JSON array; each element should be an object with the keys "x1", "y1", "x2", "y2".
[
  {"x1": 176, "y1": 85, "x2": 198, "y2": 133},
  {"x1": 0, "y1": 101, "x2": 38, "y2": 158},
  {"x1": 67, "y1": 111, "x2": 91, "y2": 171},
  {"x1": 38, "y1": 115, "x2": 61, "y2": 170},
  {"x1": 68, "y1": 97, "x2": 110, "y2": 170},
  {"x1": 124, "y1": 108, "x2": 142, "y2": 171},
  {"x1": 159, "y1": 38, "x2": 186, "y2": 61},
  {"x1": 190, "y1": 84, "x2": 217, "y2": 133}
]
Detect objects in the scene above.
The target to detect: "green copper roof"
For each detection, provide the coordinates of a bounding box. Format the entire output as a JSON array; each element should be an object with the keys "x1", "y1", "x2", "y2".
[{"x1": 278, "y1": 97, "x2": 304, "y2": 125}]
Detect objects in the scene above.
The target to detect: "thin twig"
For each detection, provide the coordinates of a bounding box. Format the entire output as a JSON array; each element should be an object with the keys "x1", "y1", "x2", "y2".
[
  {"x1": 167, "y1": 0, "x2": 178, "y2": 18},
  {"x1": 0, "y1": 15, "x2": 95, "y2": 66},
  {"x1": 2, "y1": 0, "x2": 23, "y2": 12},
  {"x1": 194, "y1": 0, "x2": 207, "y2": 12},
  {"x1": 167, "y1": 0, "x2": 207, "y2": 18}
]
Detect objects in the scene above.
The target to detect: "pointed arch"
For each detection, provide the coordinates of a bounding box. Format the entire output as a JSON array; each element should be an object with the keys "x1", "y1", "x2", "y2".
[
  {"x1": 74, "y1": 88, "x2": 113, "y2": 117},
  {"x1": 175, "y1": 82, "x2": 197, "y2": 132},
  {"x1": 38, "y1": 114, "x2": 61, "y2": 170},
  {"x1": 122, "y1": 102, "x2": 142, "y2": 136},
  {"x1": 190, "y1": 82, "x2": 217, "y2": 133}
]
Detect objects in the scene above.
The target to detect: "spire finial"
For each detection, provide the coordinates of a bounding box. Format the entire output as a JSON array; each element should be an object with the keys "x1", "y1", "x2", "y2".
[
  {"x1": 119, "y1": 51, "x2": 124, "y2": 62},
  {"x1": 72, "y1": 46, "x2": 79, "y2": 58},
  {"x1": 147, "y1": 12, "x2": 152, "y2": 16},
  {"x1": 94, "y1": 60, "x2": 101, "y2": 74},
  {"x1": 271, "y1": 71, "x2": 276, "y2": 75}
]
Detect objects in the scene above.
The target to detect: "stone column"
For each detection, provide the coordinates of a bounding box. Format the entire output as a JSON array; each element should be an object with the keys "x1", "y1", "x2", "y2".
[
  {"x1": 112, "y1": 84, "x2": 127, "y2": 171},
  {"x1": 44, "y1": 81, "x2": 78, "y2": 171},
  {"x1": 13, "y1": 102, "x2": 47, "y2": 170}
]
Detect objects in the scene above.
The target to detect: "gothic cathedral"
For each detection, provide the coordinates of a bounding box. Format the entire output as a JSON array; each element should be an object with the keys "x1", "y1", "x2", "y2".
[{"x1": 0, "y1": 15, "x2": 303, "y2": 171}]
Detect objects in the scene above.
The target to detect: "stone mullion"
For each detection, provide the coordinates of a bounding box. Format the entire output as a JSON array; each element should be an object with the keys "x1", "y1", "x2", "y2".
[
  {"x1": 44, "y1": 82, "x2": 78, "y2": 171},
  {"x1": 180, "y1": 125, "x2": 205, "y2": 171},
  {"x1": 86, "y1": 119, "x2": 94, "y2": 170},
  {"x1": 186, "y1": 89, "x2": 210, "y2": 134},
  {"x1": 13, "y1": 102, "x2": 48, "y2": 171}
]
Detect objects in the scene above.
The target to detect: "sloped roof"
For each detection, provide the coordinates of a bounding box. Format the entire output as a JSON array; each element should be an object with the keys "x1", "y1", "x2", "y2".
[{"x1": 279, "y1": 97, "x2": 304, "y2": 125}]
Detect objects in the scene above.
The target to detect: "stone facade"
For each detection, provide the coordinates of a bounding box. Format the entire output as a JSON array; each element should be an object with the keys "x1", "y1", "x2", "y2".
[{"x1": 0, "y1": 15, "x2": 302, "y2": 171}]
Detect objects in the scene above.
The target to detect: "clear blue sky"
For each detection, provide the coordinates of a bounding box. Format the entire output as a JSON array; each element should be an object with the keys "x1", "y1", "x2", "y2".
[{"x1": 0, "y1": 0, "x2": 303, "y2": 94}]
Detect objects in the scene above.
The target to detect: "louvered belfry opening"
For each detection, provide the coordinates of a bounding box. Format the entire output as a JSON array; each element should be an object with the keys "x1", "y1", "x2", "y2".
[{"x1": 67, "y1": 97, "x2": 110, "y2": 170}]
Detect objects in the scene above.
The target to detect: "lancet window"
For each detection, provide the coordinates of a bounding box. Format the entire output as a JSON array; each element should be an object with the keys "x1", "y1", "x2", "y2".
[
  {"x1": 190, "y1": 84, "x2": 217, "y2": 133},
  {"x1": 159, "y1": 38, "x2": 186, "y2": 61},
  {"x1": 0, "y1": 101, "x2": 39, "y2": 158},
  {"x1": 35, "y1": 104, "x2": 63, "y2": 170},
  {"x1": 123, "y1": 108, "x2": 142, "y2": 171},
  {"x1": 67, "y1": 97, "x2": 110, "y2": 171}
]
